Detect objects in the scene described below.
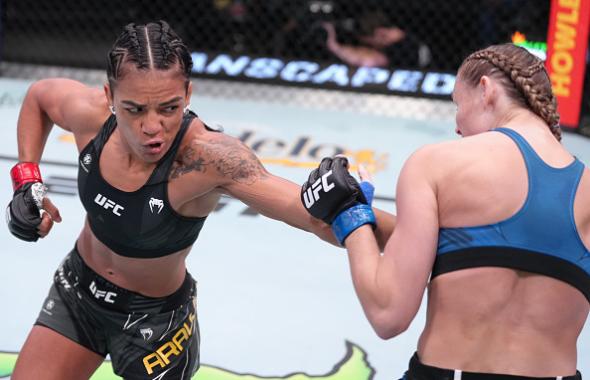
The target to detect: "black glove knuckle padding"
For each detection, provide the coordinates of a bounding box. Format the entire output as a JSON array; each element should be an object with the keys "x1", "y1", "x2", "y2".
[
  {"x1": 301, "y1": 156, "x2": 366, "y2": 224},
  {"x1": 307, "y1": 167, "x2": 320, "y2": 184},
  {"x1": 6, "y1": 182, "x2": 42, "y2": 242}
]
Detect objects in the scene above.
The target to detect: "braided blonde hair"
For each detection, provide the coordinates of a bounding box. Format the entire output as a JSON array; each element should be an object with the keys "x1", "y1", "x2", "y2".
[{"x1": 458, "y1": 44, "x2": 561, "y2": 141}]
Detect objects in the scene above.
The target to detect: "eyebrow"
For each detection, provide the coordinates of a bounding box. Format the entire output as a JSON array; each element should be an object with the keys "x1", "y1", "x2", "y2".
[{"x1": 121, "y1": 97, "x2": 183, "y2": 107}]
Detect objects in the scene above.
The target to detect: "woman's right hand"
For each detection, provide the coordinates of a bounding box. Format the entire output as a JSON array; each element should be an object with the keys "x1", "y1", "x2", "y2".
[
  {"x1": 300, "y1": 156, "x2": 375, "y2": 245},
  {"x1": 6, "y1": 163, "x2": 61, "y2": 241}
]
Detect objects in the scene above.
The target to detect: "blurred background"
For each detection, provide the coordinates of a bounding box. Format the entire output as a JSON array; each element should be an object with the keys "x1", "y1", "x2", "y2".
[
  {"x1": 0, "y1": 1, "x2": 589, "y2": 379},
  {"x1": 0, "y1": 0, "x2": 557, "y2": 70},
  {"x1": 2, "y1": 0, "x2": 589, "y2": 127}
]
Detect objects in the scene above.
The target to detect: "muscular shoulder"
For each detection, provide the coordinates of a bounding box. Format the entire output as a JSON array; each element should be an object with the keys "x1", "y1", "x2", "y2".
[
  {"x1": 170, "y1": 120, "x2": 268, "y2": 187},
  {"x1": 404, "y1": 140, "x2": 460, "y2": 179},
  {"x1": 32, "y1": 78, "x2": 109, "y2": 135},
  {"x1": 416, "y1": 134, "x2": 508, "y2": 176}
]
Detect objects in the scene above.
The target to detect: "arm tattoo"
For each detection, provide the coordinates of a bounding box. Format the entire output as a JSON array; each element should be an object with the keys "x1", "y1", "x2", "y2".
[
  {"x1": 169, "y1": 146, "x2": 208, "y2": 179},
  {"x1": 169, "y1": 137, "x2": 268, "y2": 185},
  {"x1": 209, "y1": 139, "x2": 268, "y2": 184}
]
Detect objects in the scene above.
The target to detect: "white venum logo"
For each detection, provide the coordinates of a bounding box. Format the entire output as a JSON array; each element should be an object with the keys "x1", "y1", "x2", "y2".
[
  {"x1": 83, "y1": 153, "x2": 92, "y2": 165},
  {"x1": 80, "y1": 153, "x2": 92, "y2": 173},
  {"x1": 303, "y1": 170, "x2": 335, "y2": 208},
  {"x1": 94, "y1": 193, "x2": 125, "y2": 216},
  {"x1": 140, "y1": 328, "x2": 154, "y2": 341},
  {"x1": 149, "y1": 197, "x2": 164, "y2": 214}
]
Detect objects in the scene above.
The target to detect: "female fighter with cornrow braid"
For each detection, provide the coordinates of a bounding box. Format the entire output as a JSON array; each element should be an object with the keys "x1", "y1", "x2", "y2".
[
  {"x1": 301, "y1": 43, "x2": 590, "y2": 379},
  {"x1": 6, "y1": 21, "x2": 394, "y2": 379}
]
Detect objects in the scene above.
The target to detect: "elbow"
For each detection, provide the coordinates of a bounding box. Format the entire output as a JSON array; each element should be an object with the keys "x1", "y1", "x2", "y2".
[
  {"x1": 29, "y1": 78, "x2": 54, "y2": 96},
  {"x1": 374, "y1": 322, "x2": 409, "y2": 340},
  {"x1": 369, "y1": 311, "x2": 411, "y2": 340},
  {"x1": 27, "y1": 80, "x2": 45, "y2": 100},
  {"x1": 27, "y1": 79, "x2": 53, "y2": 108}
]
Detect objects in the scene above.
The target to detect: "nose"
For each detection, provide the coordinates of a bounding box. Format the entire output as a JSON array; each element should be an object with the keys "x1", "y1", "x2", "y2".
[
  {"x1": 141, "y1": 111, "x2": 163, "y2": 136},
  {"x1": 455, "y1": 126, "x2": 462, "y2": 136}
]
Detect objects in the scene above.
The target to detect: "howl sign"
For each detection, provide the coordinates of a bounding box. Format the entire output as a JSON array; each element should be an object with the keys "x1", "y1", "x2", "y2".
[
  {"x1": 190, "y1": 52, "x2": 456, "y2": 99},
  {"x1": 545, "y1": 0, "x2": 590, "y2": 129}
]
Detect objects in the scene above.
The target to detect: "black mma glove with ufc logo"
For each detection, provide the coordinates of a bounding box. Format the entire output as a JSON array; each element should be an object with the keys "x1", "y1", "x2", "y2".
[{"x1": 301, "y1": 157, "x2": 375, "y2": 245}]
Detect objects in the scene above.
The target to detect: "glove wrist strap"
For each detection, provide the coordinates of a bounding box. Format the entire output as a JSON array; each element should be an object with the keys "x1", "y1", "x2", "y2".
[
  {"x1": 331, "y1": 204, "x2": 376, "y2": 246},
  {"x1": 10, "y1": 162, "x2": 42, "y2": 191}
]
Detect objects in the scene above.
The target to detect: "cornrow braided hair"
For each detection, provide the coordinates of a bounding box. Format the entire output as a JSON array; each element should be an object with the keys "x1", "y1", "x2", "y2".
[
  {"x1": 159, "y1": 20, "x2": 172, "y2": 60},
  {"x1": 106, "y1": 20, "x2": 193, "y2": 91},
  {"x1": 460, "y1": 44, "x2": 561, "y2": 141}
]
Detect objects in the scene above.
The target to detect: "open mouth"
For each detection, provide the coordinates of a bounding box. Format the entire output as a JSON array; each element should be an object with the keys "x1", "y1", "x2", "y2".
[{"x1": 145, "y1": 141, "x2": 164, "y2": 154}]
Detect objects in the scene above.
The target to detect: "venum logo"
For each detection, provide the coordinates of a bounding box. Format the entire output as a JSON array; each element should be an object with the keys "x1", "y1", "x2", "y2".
[
  {"x1": 80, "y1": 153, "x2": 92, "y2": 173},
  {"x1": 83, "y1": 154, "x2": 92, "y2": 165},
  {"x1": 303, "y1": 170, "x2": 335, "y2": 208},
  {"x1": 149, "y1": 197, "x2": 164, "y2": 214},
  {"x1": 140, "y1": 328, "x2": 154, "y2": 341},
  {"x1": 94, "y1": 193, "x2": 125, "y2": 216},
  {"x1": 89, "y1": 281, "x2": 117, "y2": 304}
]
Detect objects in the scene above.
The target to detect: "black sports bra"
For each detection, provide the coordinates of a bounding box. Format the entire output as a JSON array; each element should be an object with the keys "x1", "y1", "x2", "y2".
[{"x1": 77, "y1": 111, "x2": 207, "y2": 258}]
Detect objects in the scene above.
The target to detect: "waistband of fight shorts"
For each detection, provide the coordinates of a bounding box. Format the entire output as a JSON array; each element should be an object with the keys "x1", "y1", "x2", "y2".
[
  {"x1": 57, "y1": 243, "x2": 195, "y2": 314},
  {"x1": 409, "y1": 352, "x2": 581, "y2": 380}
]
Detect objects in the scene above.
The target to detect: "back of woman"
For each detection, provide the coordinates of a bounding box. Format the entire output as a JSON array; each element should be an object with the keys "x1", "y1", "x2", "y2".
[
  {"x1": 417, "y1": 43, "x2": 590, "y2": 376},
  {"x1": 420, "y1": 128, "x2": 590, "y2": 375}
]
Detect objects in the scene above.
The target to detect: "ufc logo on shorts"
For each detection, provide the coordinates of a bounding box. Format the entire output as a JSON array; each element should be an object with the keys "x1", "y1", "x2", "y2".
[
  {"x1": 89, "y1": 281, "x2": 117, "y2": 304},
  {"x1": 303, "y1": 170, "x2": 335, "y2": 208},
  {"x1": 94, "y1": 193, "x2": 125, "y2": 216}
]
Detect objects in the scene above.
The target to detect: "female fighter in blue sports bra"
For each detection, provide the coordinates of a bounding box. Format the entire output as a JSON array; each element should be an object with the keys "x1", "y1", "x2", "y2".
[
  {"x1": 301, "y1": 43, "x2": 590, "y2": 379},
  {"x1": 4, "y1": 20, "x2": 396, "y2": 380}
]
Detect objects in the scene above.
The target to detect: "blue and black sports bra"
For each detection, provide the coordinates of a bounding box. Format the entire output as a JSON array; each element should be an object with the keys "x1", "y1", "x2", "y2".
[{"x1": 432, "y1": 128, "x2": 590, "y2": 301}]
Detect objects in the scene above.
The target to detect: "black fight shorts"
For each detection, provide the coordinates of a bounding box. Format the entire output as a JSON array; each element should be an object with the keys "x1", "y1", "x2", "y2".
[
  {"x1": 399, "y1": 352, "x2": 582, "y2": 380},
  {"x1": 35, "y1": 245, "x2": 200, "y2": 379}
]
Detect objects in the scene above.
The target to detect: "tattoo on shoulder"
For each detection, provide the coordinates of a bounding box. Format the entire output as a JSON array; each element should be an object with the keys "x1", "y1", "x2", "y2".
[
  {"x1": 169, "y1": 145, "x2": 208, "y2": 179},
  {"x1": 169, "y1": 136, "x2": 268, "y2": 184}
]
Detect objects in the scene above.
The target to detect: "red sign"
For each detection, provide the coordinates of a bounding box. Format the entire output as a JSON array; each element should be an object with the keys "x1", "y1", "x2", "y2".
[{"x1": 545, "y1": 0, "x2": 590, "y2": 128}]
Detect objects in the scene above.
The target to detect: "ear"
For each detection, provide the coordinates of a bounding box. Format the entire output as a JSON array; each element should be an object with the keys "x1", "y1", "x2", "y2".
[
  {"x1": 185, "y1": 81, "x2": 193, "y2": 105},
  {"x1": 479, "y1": 75, "x2": 496, "y2": 107},
  {"x1": 104, "y1": 83, "x2": 113, "y2": 106}
]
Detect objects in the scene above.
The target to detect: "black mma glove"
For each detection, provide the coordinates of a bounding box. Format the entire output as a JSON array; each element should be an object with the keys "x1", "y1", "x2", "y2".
[
  {"x1": 6, "y1": 162, "x2": 46, "y2": 242},
  {"x1": 301, "y1": 157, "x2": 375, "y2": 245}
]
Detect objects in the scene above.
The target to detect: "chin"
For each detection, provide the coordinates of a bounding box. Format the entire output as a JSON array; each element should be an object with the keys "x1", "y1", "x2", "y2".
[{"x1": 144, "y1": 153, "x2": 164, "y2": 163}]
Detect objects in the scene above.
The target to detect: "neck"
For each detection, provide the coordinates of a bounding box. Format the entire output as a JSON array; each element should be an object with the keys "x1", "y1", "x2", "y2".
[
  {"x1": 112, "y1": 129, "x2": 156, "y2": 171},
  {"x1": 494, "y1": 109, "x2": 554, "y2": 139}
]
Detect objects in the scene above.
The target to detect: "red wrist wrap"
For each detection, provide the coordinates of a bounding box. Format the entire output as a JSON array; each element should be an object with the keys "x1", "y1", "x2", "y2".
[{"x1": 10, "y1": 162, "x2": 43, "y2": 191}]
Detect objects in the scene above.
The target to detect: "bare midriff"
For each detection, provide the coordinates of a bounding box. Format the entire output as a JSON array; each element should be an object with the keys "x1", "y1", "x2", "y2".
[{"x1": 77, "y1": 221, "x2": 191, "y2": 297}]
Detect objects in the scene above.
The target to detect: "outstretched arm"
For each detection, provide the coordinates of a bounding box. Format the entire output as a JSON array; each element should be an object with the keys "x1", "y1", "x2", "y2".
[{"x1": 194, "y1": 132, "x2": 395, "y2": 247}]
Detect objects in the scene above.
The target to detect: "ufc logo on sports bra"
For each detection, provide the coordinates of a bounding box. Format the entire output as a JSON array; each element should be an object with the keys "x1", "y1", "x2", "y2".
[
  {"x1": 303, "y1": 170, "x2": 335, "y2": 208},
  {"x1": 94, "y1": 193, "x2": 125, "y2": 216},
  {"x1": 89, "y1": 281, "x2": 117, "y2": 304}
]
